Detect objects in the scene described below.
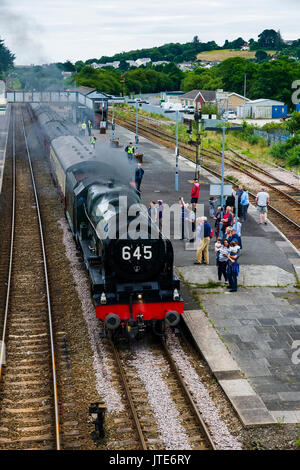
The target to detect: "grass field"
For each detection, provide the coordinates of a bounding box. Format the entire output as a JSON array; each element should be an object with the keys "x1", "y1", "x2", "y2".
[{"x1": 197, "y1": 49, "x2": 277, "y2": 61}]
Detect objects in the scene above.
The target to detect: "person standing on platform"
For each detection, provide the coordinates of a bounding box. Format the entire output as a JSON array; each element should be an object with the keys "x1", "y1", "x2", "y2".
[
  {"x1": 81, "y1": 121, "x2": 87, "y2": 136},
  {"x1": 135, "y1": 163, "x2": 144, "y2": 195},
  {"x1": 214, "y1": 206, "x2": 222, "y2": 239},
  {"x1": 225, "y1": 192, "x2": 235, "y2": 212},
  {"x1": 226, "y1": 240, "x2": 240, "y2": 292},
  {"x1": 256, "y1": 187, "x2": 269, "y2": 225},
  {"x1": 157, "y1": 200, "x2": 163, "y2": 232},
  {"x1": 125, "y1": 142, "x2": 135, "y2": 161},
  {"x1": 90, "y1": 135, "x2": 96, "y2": 150},
  {"x1": 190, "y1": 179, "x2": 200, "y2": 210},
  {"x1": 221, "y1": 206, "x2": 233, "y2": 234},
  {"x1": 148, "y1": 201, "x2": 157, "y2": 223},
  {"x1": 184, "y1": 203, "x2": 196, "y2": 242},
  {"x1": 229, "y1": 227, "x2": 242, "y2": 249},
  {"x1": 217, "y1": 239, "x2": 230, "y2": 284},
  {"x1": 179, "y1": 197, "x2": 186, "y2": 240},
  {"x1": 194, "y1": 216, "x2": 211, "y2": 265},
  {"x1": 209, "y1": 196, "x2": 217, "y2": 218},
  {"x1": 233, "y1": 217, "x2": 242, "y2": 238},
  {"x1": 87, "y1": 119, "x2": 93, "y2": 136},
  {"x1": 240, "y1": 186, "x2": 249, "y2": 222}
]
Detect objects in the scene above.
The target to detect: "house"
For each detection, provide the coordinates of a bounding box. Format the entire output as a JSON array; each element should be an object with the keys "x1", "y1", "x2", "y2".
[
  {"x1": 178, "y1": 62, "x2": 194, "y2": 71},
  {"x1": 237, "y1": 98, "x2": 286, "y2": 119},
  {"x1": 125, "y1": 60, "x2": 137, "y2": 67},
  {"x1": 135, "y1": 58, "x2": 151, "y2": 67},
  {"x1": 61, "y1": 71, "x2": 73, "y2": 79},
  {"x1": 152, "y1": 61, "x2": 170, "y2": 66},
  {"x1": 216, "y1": 91, "x2": 249, "y2": 113},
  {"x1": 241, "y1": 42, "x2": 250, "y2": 51},
  {"x1": 179, "y1": 89, "x2": 216, "y2": 110},
  {"x1": 92, "y1": 61, "x2": 120, "y2": 69},
  {"x1": 161, "y1": 91, "x2": 185, "y2": 105}
]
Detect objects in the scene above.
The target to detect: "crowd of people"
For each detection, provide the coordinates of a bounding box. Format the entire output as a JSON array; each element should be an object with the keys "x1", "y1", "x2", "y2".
[{"x1": 180, "y1": 181, "x2": 270, "y2": 293}]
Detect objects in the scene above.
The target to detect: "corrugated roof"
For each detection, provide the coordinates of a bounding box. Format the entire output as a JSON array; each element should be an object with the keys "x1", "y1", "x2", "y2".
[{"x1": 74, "y1": 86, "x2": 96, "y2": 96}]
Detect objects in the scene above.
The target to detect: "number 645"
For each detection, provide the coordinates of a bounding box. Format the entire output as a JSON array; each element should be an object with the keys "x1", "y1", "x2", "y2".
[{"x1": 122, "y1": 245, "x2": 152, "y2": 260}]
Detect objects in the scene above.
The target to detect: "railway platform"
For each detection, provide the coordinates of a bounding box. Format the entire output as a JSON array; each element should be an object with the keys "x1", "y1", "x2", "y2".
[
  {"x1": 0, "y1": 106, "x2": 10, "y2": 193},
  {"x1": 101, "y1": 121, "x2": 300, "y2": 426}
]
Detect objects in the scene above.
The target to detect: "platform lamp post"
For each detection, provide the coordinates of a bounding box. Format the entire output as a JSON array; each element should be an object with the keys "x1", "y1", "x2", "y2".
[
  {"x1": 194, "y1": 110, "x2": 202, "y2": 181},
  {"x1": 112, "y1": 102, "x2": 115, "y2": 140},
  {"x1": 135, "y1": 100, "x2": 139, "y2": 153},
  {"x1": 175, "y1": 110, "x2": 179, "y2": 191},
  {"x1": 205, "y1": 120, "x2": 243, "y2": 234}
]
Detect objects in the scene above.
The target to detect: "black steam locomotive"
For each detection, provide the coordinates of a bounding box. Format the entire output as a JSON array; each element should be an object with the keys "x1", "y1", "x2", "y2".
[{"x1": 30, "y1": 104, "x2": 183, "y2": 339}]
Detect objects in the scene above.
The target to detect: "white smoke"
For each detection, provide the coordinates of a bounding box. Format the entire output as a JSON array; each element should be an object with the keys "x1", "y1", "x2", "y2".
[{"x1": 0, "y1": 1, "x2": 48, "y2": 64}]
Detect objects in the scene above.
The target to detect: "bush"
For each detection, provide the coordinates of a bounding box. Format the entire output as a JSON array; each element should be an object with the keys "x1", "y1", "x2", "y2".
[
  {"x1": 286, "y1": 145, "x2": 300, "y2": 167},
  {"x1": 262, "y1": 121, "x2": 286, "y2": 132},
  {"x1": 270, "y1": 133, "x2": 300, "y2": 160},
  {"x1": 270, "y1": 141, "x2": 286, "y2": 160}
]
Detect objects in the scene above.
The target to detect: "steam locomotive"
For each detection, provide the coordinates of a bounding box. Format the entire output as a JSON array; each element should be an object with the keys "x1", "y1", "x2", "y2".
[{"x1": 30, "y1": 104, "x2": 184, "y2": 339}]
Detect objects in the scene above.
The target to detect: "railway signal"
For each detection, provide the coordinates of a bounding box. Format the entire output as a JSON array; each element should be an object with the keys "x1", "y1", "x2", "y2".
[{"x1": 186, "y1": 111, "x2": 202, "y2": 180}]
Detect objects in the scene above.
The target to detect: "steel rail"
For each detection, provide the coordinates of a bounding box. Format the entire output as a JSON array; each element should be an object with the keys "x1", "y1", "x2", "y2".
[
  {"x1": 116, "y1": 112, "x2": 299, "y2": 197},
  {"x1": 0, "y1": 105, "x2": 15, "y2": 382},
  {"x1": 114, "y1": 114, "x2": 300, "y2": 236},
  {"x1": 228, "y1": 148, "x2": 300, "y2": 192},
  {"x1": 160, "y1": 337, "x2": 216, "y2": 450},
  {"x1": 20, "y1": 108, "x2": 61, "y2": 450},
  {"x1": 110, "y1": 340, "x2": 148, "y2": 450}
]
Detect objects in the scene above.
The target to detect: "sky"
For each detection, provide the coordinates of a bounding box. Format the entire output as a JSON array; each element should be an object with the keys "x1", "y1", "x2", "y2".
[{"x1": 0, "y1": 0, "x2": 299, "y2": 65}]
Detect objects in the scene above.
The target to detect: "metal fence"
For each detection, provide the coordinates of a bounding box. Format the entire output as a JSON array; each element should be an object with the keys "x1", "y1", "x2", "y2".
[{"x1": 254, "y1": 129, "x2": 291, "y2": 145}]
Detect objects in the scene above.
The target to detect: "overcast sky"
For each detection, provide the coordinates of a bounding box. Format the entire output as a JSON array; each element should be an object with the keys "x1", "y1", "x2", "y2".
[{"x1": 0, "y1": 0, "x2": 299, "y2": 65}]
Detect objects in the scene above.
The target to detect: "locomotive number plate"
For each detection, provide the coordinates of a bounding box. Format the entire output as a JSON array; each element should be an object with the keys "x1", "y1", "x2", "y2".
[{"x1": 122, "y1": 245, "x2": 152, "y2": 260}]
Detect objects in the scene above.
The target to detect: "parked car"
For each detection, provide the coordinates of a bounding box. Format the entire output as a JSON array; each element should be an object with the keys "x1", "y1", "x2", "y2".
[
  {"x1": 185, "y1": 105, "x2": 195, "y2": 114},
  {"x1": 223, "y1": 112, "x2": 237, "y2": 120}
]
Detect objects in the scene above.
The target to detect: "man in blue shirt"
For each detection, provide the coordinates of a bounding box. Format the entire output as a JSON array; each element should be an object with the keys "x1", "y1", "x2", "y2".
[{"x1": 240, "y1": 186, "x2": 249, "y2": 222}]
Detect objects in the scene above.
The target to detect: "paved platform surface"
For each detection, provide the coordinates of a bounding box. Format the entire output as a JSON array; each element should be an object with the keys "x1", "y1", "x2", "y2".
[
  {"x1": 0, "y1": 107, "x2": 10, "y2": 193},
  {"x1": 52, "y1": 112, "x2": 300, "y2": 425}
]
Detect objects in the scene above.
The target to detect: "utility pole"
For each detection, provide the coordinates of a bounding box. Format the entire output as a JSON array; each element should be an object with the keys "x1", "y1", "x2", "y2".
[
  {"x1": 120, "y1": 74, "x2": 125, "y2": 97},
  {"x1": 244, "y1": 73, "x2": 247, "y2": 103}
]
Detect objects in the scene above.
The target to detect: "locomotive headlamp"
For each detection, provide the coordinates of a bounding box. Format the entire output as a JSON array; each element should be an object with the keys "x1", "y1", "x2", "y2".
[
  {"x1": 137, "y1": 294, "x2": 142, "y2": 300},
  {"x1": 173, "y1": 289, "x2": 180, "y2": 301},
  {"x1": 101, "y1": 292, "x2": 107, "y2": 304}
]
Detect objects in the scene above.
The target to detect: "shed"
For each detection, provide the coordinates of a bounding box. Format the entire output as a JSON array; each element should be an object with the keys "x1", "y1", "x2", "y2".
[{"x1": 237, "y1": 99, "x2": 285, "y2": 119}]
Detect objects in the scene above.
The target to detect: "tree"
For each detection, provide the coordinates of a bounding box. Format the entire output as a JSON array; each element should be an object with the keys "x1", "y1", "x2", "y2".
[
  {"x1": 258, "y1": 29, "x2": 283, "y2": 49},
  {"x1": 57, "y1": 60, "x2": 75, "y2": 72},
  {"x1": 0, "y1": 38, "x2": 15, "y2": 75},
  {"x1": 285, "y1": 112, "x2": 300, "y2": 134},
  {"x1": 255, "y1": 50, "x2": 268, "y2": 62}
]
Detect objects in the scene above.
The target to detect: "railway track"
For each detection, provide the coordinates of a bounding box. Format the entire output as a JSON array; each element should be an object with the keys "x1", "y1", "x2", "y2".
[
  {"x1": 107, "y1": 337, "x2": 216, "y2": 450},
  {"x1": 0, "y1": 105, "x2": 61, "y2": 450},
  {"x1": 111, "y1": 112, "x2": 300, "y2": 249}
]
